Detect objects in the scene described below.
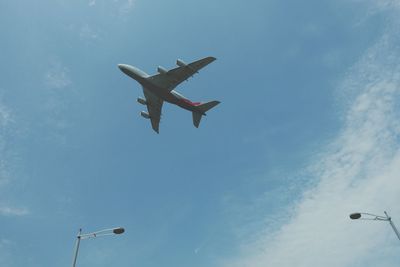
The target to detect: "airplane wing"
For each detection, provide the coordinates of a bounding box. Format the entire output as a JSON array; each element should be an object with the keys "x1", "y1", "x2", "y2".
[
  {"x1": 143, "y1": 88, "x2": 163, "y2": 133},
  {"x1": 148, "y1": 56, "x2": 216, "y2": 91}
]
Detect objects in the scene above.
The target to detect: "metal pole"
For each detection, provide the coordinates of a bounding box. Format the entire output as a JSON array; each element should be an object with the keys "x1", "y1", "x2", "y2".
[
  {"x1": 71, "y1": 229, "x2": 82, "y2": 267},
  {"x1": 384, "y1": 211, "x2": 400, "y2": 241}
]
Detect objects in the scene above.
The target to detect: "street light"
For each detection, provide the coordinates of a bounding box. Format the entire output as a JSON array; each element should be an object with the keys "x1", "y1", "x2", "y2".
[
  {"x1": 71, "y1": 227, "x2": 125, "y2": 267},
  {"x1": 349, "y1": 211, "x2": 400, "y2": 241}
]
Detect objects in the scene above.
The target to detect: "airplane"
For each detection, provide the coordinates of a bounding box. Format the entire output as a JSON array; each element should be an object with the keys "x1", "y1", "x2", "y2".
[{"x1": 118, "y1": 56, "x2": 220, "y2": 133}]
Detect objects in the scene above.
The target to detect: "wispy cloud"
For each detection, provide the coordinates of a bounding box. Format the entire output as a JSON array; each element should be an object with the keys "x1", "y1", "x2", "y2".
[
  {"x1": 0, "y1": 238, "x2": 15, "y2": 266},
  {"x1": 83, "y1": 0, "x2": 136, "y2": 42},
  {"x1": 0, "y1": 103, "x2": 12, "y2": 129},
  {"x1": 42, "y1": 60, "x2": 74, "y2": 146},
  {"x1": 226, "y1": 5, "x2": 400, "y2": 267},
  {"x1": 372, "y1": 0, "x2": 400, "y2": 10},
  {"x1": 0, "y1": 239, "x2": 13, "y2": 247},
  {"x1": 0, "y1": 206, "x2": 29, "y2": 217},
  {"x1": 0, "y1": 97, "x2": 14, "y2": 187},
  {"x1": 0, "y1": 96, "x2": 27, "y2": 218},
  {"x1": 80, "y1": 24, "x2": 100, "y2": 41},
  {"x1": 115, "y1": 0, "x2": 136, "y2": 15},
  {"x1": 88, "y1": 0, "x2": 136, "y2": 14},
  {"x1": 44, "y1": 62, "x2": 71, "y2": 90}
]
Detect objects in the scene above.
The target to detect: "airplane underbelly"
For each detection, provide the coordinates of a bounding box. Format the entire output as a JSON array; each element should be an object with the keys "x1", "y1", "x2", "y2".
[
  {"x1": 143, "y1": 82, "x2": 188, "y2": 107},
  {"x1": 143, "y1": 83, "x2": 170, "y2": 100}
]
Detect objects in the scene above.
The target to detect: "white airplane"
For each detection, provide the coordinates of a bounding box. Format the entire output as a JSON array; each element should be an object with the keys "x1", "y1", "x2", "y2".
[{"x1": 118, "y1": 56, "x2": 220, "y2": 133}]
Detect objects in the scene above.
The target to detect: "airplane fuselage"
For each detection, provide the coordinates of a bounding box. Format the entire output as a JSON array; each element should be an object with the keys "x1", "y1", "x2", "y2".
[{"x1": 118, "y1": 64, "x2": 204, "y2": 115}]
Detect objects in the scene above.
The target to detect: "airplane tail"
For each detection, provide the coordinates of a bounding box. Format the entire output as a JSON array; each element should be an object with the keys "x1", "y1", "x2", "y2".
[{"x1": 192, "y1": 101, "x2": 220, "y2": 128}]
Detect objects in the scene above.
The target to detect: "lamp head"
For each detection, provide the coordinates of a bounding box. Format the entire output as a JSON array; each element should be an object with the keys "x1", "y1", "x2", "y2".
[
  {"x1": 113, "y1": 227, "x2": 125, "y2": 235},
  {"x1": 350, "y1": 213, "x2": 362, "y2": 220}
]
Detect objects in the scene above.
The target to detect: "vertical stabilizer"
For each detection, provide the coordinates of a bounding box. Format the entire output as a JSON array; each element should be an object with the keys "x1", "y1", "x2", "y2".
[{"x1": 192, "y1": 112, "x2": 202, "y2": 128}]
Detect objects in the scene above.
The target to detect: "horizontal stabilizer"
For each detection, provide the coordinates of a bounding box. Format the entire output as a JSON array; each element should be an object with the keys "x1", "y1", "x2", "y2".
[
  {"x1": 196, "y1": 101, "x2": 220, "y2": 113},
  {"x1": 192, "y1": 100, "x2": 220, "y2": 128}
]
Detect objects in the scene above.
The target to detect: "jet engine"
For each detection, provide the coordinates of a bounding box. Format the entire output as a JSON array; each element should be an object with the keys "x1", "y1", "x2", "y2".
[
  {"x1": 137, "y1": 97, "x2": 147, "y2": 105},
  {"x1": 157, "y1": 66, "x2": 168, "y2": 75},
  {"x1": 140, "y1": 111, "x2": 150, "y2": 119},
  {"x1": 176, "y1": 59, "x2": 187, "y2": 67}
]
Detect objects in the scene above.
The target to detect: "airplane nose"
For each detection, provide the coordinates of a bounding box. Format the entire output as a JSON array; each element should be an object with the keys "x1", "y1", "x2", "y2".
[
  {"x1": 118, "y1": 64, "x2": 131, "y2": 76},
  {"x1": 118, "y1": 64, "x2": 149, "y2": 79},
  {"x1": 118, "y1": 64, "x2": 126, "y2": 71}
]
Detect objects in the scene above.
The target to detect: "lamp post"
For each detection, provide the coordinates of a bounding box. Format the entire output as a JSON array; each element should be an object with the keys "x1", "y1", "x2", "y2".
[
  {"x1": 349, "y1": 211, "x2": 400, "y2": 241},
  {"x1": 71, "y1": 227, "x2": 125, "y2": 267}
]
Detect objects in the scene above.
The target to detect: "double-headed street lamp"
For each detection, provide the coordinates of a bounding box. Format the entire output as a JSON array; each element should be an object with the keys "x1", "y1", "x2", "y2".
[
  {"x1": 71, "y1": 227, "x2": 125, "y2": 267},
  {"x1": 349, "y1": 211, "x2": 400, "y2": 241}
]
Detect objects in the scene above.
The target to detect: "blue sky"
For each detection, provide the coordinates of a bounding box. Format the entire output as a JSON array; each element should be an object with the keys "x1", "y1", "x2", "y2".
[{"x1": 1, "y1": 1, "x2": 400, "y2": 266}]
